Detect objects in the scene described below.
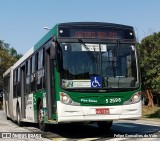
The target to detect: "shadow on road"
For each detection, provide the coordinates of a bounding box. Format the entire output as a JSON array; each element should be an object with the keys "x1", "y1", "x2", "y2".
[
  {"x1": 44, "y1": 123, "x2": 114, "y2": 139},
  {"x1": 18, "y1": 121, "x2": 160, "y2": 139},
  {"x1": 45, "y1": 122, "x2": 160, "y2": 139},
  {"x1": 113, "y1": 122, "x2": 160, "y2": 135}
]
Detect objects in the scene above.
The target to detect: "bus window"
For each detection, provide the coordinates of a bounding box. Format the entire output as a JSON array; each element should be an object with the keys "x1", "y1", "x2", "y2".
[
  {"x1": 4, "y1": 75, "x2": 10, "y2": 100},
  {"x1": 26, "y1": 60, "x2": 30, "y2": 94},
  {"x1": 13, "y1": 70, "x2": 17, "y2": 98},
  {"x1": 31, "y1": 55, "x2": 35, "y2": 92},
  {"x1": 31, "y1": 56, "x2": 35, "y2": 73},
  {"x1": 38, "y1": 49, "x2": 43, "y2": 69},
  {"x1": 26, "y1": 59, "x2": 30, "y2": 76},
  {"x1": 37, "y1": 49, "x2": 44, "y2": 90},
  {"x1": 17, "y1": 68, "x2": 21, "y2": 97}
]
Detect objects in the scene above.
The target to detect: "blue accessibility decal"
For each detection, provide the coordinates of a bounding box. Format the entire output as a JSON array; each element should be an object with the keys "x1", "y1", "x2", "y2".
[{"x1": 91, "y1": 76, "x2": 102, "y2": 88}]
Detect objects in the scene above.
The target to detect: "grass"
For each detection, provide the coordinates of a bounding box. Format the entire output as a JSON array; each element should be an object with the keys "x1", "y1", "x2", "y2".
[{"x1": 142, "y1": 106, "x2": 160, "y2": 119}]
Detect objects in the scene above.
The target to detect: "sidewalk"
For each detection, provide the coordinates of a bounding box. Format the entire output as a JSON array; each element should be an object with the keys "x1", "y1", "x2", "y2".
[
  {"x1": 141, "y1": 117, "x2": 160, "y2": 121},
  {"x1": 139, "y1": 118, "x2": 160, "y2": 126}
]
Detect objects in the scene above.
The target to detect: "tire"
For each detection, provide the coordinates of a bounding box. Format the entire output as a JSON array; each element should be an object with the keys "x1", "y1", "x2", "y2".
[
  {"x1": 17, "y1": 107, "x2": 23, "y2": 127},
  {"x1": 5, "y1": 104, "x2": 9, "y2": 120},
  {"x1": 38, "y1": 101, "x2": 47, "y2": 131},
  {"x1": 97, "y1": 121, "x2": 113, "y2": 130},
  {"x1": 0, "y1": 101, "x2": 2, "y2": 109},
  {"x1": 6, "y1": 116, "x2": 9, "y2": 120}
]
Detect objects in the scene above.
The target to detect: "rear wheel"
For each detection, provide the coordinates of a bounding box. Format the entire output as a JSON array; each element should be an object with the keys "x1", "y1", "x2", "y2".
[
  {"x1": 38, "y1": 101, "x2": 48, "y2": 131},
  {"x1": 5, "y1": 102, "x2": 9, "y2": 120},
  {"x1": 0, "y1": 101, "x2": 3, "y2": 109},
  {"x1": 17, "y1": 106, "x2": 23, "y2": 127},
  {"x1": 6, "y1": 115, "x2": 9, "y2": 120},
  {"x1": 97, "y1": 121, "x2": 113, "y2": 130}
]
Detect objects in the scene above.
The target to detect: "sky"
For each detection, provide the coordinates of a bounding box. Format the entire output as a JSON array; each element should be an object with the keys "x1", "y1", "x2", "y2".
[{"x1": 0, "y1": 0, "x2": 160, "y2": 54}]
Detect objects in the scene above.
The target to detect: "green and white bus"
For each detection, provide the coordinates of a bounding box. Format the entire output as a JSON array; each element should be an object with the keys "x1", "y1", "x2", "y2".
[{"x1": 3, "y1": 22, "x2": 141, "y2": 131}]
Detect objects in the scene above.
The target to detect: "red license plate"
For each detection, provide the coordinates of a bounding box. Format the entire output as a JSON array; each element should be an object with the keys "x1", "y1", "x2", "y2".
[{"x1": 96, "y1": 108, "x2": 110, "y2": 114}]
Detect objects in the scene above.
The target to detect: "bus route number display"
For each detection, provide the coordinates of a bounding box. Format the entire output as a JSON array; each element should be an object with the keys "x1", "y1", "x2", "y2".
[
  {"x1": 74, "y1": 31, "x2": 117, "y2": 39},
  {"x1": 58, "y1": 27, "x2": 134, "y2": 39}
]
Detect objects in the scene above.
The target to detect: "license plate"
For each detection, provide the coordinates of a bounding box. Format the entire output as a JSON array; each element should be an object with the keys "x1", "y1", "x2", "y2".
[{"x1": 96, "y1": 108, "x2": 109, "y2": 114}]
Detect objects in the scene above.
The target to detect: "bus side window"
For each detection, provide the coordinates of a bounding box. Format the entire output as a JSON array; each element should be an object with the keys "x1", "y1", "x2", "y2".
[
  {"x1": 13, "y1": 70, "x2": 17, "y2": 98},
  {"x1": 36, "y1": 49, "x2": 44, "y2": 90},
  {"x1": 43, "y1": 48, "x2": 45, "y2": 88},
  {"x1": 31, "y1": 55, "x2": 35, "y2": 92},
  {"x1": 25, "y1": 59, "x2": 30, "y2": 94},
  {"x1": 4, "y1": 75, "x2": 10, "y2": 100},
  {"x1": 17, "y1": 68, "x2": 20, "y2": 97}
]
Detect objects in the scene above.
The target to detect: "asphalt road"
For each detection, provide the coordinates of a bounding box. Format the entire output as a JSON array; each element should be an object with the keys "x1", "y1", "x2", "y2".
[{"x1": 0, "y1": 109, "x2": 159, "y2": 141}]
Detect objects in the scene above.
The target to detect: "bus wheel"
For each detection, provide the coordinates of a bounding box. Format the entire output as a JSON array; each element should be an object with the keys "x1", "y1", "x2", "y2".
[
  {"x1": 17, "y1": 107, "x2": 23, "y2": 127},
  {"x1": 5, "y1": 104, "x2": 9, "y2": 120},
  {"x1": 97, "y1": 121, "x2": 113, "y2": 130},
  {"x1": 0, "y1": 102, "x2": 2, "y2": 109},
  {"x1": 6, "y1": 115, "x2": 9, "y2": 120},
  {"x1": 38, "y1": 102, "x2": 47, "y2": 131}
]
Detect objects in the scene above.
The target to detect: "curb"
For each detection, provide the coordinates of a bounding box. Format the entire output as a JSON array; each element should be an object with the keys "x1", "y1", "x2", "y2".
[{"x1": 140, "y1": 118, "x2": 160, "y2": 123}]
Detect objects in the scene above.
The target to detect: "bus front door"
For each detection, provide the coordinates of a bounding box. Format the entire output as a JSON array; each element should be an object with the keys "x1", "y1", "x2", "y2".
[{"x1": 46, "y1": 47, "x2": 56, "y2": 120}]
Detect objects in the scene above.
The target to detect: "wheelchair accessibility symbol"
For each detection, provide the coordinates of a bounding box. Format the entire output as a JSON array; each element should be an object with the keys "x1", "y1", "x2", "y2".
[{"x1": 91, "y1": 76, "x2": 102, "y2": 88}]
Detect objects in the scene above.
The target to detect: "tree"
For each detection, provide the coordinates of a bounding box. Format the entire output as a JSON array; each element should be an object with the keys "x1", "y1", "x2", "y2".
[
  {"x1": 0, "y1": 40, "x2": 22, "y2": 87},
  {"x1": 139, "y1": 32, "x2": 160, "y2": 107},
  {"x1": 9, "y1": 47, "x2": 17, "y2": 57},
  {"x1": 9, "y1": 47, "x2": 23, "y2": 60},
  {"x1": 15, "y1": 53, "x2": 23, "y2": 60}
]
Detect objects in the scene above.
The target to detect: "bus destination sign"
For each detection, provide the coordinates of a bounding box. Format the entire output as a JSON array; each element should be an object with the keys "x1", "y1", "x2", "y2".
[
  {"x1": 58, "y1": 27, "x2": 135, "y2": 39},
  {"x1": 74, "y1": 31, "x2": 117, "y2": 39}
]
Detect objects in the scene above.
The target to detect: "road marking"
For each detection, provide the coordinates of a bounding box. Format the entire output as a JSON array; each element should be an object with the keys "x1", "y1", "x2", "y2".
[
  {"x1": 135, "y1": 122, "x2": 160, "y2": 127},
  {"x1": 114, "y1": 123, "x2": 136, "y2": 128},
  {"x1": 77, "y1": 138, "x2": 99, "y2": 141},
  {"x1": 52, "y1": 138, "x2": 67, "y2": 141},
  {"x1": 118, "y1": 120, "x2": 160, "y2": 127},
  {"x1": 106, "y1": 138, "x2": 126, "y2": 141}
]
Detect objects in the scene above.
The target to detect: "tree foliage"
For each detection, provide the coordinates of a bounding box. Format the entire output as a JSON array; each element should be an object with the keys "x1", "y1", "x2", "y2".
[
  {"x1": 139, "y1": 32, "x2": 160, "y2": 92},
  {"x1": 0, "y1": 40, "x2": 23, "y2": 86},
  {"x1": 138, "y1": 32, "x2": 160, "y2": 107}
]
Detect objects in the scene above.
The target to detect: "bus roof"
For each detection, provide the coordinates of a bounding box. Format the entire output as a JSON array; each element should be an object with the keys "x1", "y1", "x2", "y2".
[
  {"x1": 3, "y1": 47, "x2": 34, "y2": 77},
  {"x1": 34, "y1": 22, "x2": 134, "y2": 52},
  {"x1": 34, "y1": 24, "x2": 58, "y2": 51},
  {"x1": 12, "y1": 47, "x2": 34, "y2": 69},
  {"x1": 3, "y1": 67, "x2": 13, "y2": 77},
  {"x1": 58, "y1": 22, "x2": 134, "y2": 29}
]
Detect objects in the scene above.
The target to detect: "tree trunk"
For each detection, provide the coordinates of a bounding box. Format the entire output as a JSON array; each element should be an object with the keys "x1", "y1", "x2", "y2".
[
  {"x1": 146, "y1": 89, "x2": 154, "y2": 107},
  {"x1": 157, "y1": 94, "x2": 160, "y2": 107}
]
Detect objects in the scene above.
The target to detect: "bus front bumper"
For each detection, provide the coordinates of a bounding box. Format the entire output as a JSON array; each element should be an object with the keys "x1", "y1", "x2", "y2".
[{"x1": 57, "y1": 101, "x2": 142, "y2": 123}]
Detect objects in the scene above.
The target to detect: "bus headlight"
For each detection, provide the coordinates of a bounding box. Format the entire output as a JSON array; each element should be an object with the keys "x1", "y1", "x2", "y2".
[
  {"x1": 62, "y1": 95, "x2": 72, "y2": 104},
  {"x1": 123, "y1": 91, "x2": 141, "y2": 105},
  {"x1": 132, "y1": 94, "x2": 140, "y2": 103},
  {"x1": 60, "y1": 92, "x2": 80, "y2": 106}
]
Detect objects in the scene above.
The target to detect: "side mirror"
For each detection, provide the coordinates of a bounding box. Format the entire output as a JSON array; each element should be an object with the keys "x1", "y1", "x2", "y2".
[
  {"x1": 50, "y1": 35, "x2": 57, "y2": 60},
  {"x1": 50, "y1": 42, "x2": 56, "y2": 60},
  {"x1": 52, "y1": 35, "x2": 57, "y2": 42}
]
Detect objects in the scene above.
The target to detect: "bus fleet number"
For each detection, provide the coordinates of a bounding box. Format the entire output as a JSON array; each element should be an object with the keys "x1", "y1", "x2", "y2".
[{"x1": 106, "y1": 98, "x2": 121, "y2": 104}]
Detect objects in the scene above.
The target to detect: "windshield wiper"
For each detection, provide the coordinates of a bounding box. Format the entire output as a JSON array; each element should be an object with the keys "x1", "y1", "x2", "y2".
[{"x1": 78, "y1": 39, "x2": 96, "y2": 62}]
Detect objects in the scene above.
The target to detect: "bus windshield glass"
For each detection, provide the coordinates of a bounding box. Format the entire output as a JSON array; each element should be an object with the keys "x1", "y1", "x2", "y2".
[{"x1": 59, "y1": 42, "x2": 138, "y2": 89}]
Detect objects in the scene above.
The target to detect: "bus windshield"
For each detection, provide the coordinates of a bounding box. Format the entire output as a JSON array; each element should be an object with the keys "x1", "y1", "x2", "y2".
[{"x1": 59, "y1": 42, "x2": 138, "y2": 89}]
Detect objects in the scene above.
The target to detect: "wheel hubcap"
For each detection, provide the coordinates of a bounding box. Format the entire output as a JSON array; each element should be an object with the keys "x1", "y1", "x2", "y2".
[{"x1": 39, "y1": 109, "x2": 44, "y2": 124}]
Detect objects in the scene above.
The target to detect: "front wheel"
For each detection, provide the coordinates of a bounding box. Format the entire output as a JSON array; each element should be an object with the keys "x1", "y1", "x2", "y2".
[
  {"x1": 38, "y1": 102, "x2": 48, "y2": 131},
  {"x1": 97, "y1": 121, "x2": 113, "y2": 130}
]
